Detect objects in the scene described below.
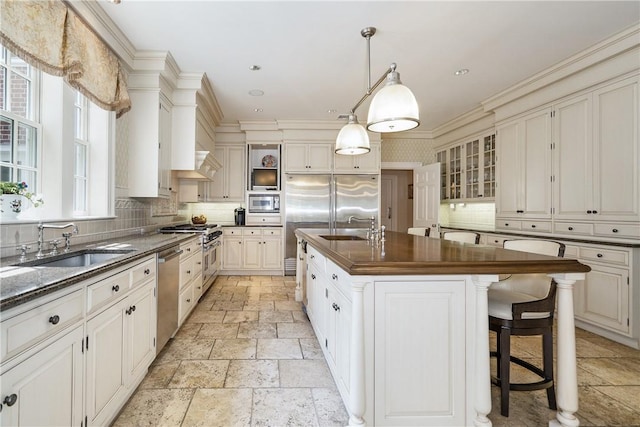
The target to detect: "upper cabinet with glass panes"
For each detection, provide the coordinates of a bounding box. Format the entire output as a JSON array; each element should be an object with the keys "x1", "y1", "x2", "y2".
[{"x1": 435, "y1": 131, "x2": 496, "y2": 201}]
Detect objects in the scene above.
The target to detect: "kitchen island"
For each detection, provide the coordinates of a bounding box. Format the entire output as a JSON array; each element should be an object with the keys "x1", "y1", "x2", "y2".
[{"x1": 295, "y1": 228, "x2": 590, "y2": 427}]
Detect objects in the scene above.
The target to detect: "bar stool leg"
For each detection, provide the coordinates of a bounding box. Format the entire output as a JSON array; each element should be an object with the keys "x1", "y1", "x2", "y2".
[
  {"x1": 543, "y1": 331, "x2": 557, "y2": 410},
  {"x1": 500, "y1": 326, "x2": 511, "y2": 417}
]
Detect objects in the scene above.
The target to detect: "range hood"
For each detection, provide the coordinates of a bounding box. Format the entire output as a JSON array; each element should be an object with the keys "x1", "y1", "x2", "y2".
[{"x1": 174, "y1": 151, "x2": 221, "y2": 181}]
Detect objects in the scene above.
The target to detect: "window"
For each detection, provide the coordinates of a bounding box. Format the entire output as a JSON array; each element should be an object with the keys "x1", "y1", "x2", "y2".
[
  {"x1": 1, "y1": 43, "x2": 113, "y2": 221},
  {"x1": 0, "y1": 44, "x2": 40, "y2": 193},
  {"x1": 74, "y1": 91, "x2": 89, "y2": 214}
]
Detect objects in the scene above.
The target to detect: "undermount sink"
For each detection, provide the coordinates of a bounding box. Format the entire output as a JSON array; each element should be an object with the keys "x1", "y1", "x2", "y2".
[
  {"x1": 319, "y1": 235, "x2": 366, "y2": 241},
  {"x1": 18, "y1": 249, "x2": 135, "y2": 268}
]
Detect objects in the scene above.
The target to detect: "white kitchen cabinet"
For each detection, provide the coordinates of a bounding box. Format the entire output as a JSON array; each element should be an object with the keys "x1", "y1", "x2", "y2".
[
  {"x1": 209, "y1": 145, "x2": 246, "y2": 201},
  {"x1": 325, "y1": 260, "x2": 352, "y2": 395},
  {"x1": 554, "y1": 77, "x2": 639, "y2": 224},
  {"x1": 284, "y1": 142, "x2": 333, "y2": 172},
  {"x1": 85, "y1": 278, "x2": 156, "y2": 426},
  {"x1": 178, "y1": 237, "x2": 202, "y2": 325},
  {"x1": 566, "y1": 243, "x2": 633, "y2": 339},
  {"x1": 436, "y1": 131, "x2": 496, "y2": 201},
  {"x1": 242, "y1": 228, "x2": 283, "y2": 270},
  {"x1": 496, "y1": 108, "x2": 552, "y2": 221},
  {"x1": 333, "y1": 142, "x2": 380, "y2": 173},
  {"x1": 222, "y1": 228, "x2": 244, "y2": 270},
  {"x1": 127, "y1": 90, "x2": 173, "y2": 198},
  {"x1": 0, "y1": 325, "x2": 84, "y2": 427}
]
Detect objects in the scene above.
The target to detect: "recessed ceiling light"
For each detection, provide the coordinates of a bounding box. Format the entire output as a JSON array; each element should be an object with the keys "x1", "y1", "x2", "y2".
[
  {"x1": 249, "y1": 65, "x2": 261, "y2": 71},
  {"x1": 454, "y1": 68, "x2": 469, "y2": 76},
  {"x1": 254, "y1": 108, "x2": 263, "y2": 112},
  {"x1": 249, "y1": 89, "x2": 264, "y2": 96}
]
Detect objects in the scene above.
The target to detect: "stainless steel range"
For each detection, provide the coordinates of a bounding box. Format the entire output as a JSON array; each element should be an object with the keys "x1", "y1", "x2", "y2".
[{"x1": 159, "y1": 223, "x2": 222, "y2": 294}]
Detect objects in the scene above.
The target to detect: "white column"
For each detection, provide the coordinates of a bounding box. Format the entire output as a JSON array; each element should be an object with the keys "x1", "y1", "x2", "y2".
[
  {"x1": 549, "y1": 273, "x2": 585, "y2": 427},
  {"x1": 472, "y1": 276, "x2": 493, "y2": 427},
  {"x1": 349, "y1": 282, "x2": 366, "y2": 426}
]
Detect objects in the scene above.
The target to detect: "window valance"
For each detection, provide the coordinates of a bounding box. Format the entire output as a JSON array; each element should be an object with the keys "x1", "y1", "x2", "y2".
[{"x1": 0, "y1": 0, "x2": 131, "y2": 117}]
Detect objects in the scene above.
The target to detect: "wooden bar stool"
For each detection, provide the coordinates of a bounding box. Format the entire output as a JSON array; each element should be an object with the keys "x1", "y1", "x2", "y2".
[{"x1": 488, "y1": 239, "x2": 565, "y2": 417}]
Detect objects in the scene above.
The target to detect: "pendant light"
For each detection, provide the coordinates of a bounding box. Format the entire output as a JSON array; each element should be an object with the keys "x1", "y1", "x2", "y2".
[
  {"x1": 335, "y1": 27, "x2": 419, "y2": 156},
  {"x1": 335, "y1": 114, "x2": 370, "y2": 155}
]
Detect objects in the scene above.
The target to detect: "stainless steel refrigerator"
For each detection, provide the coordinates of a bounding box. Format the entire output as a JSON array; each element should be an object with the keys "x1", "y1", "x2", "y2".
[{"x1": 284, "y1": 174, "x2": 379, "y2": 274}]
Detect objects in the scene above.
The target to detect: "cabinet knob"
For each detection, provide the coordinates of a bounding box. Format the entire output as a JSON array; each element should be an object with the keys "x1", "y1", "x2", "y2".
[
  {"x1": 587, "y1": 210, "x2": 592, "y2": 214},
  {"x1": 310, "y1": 255, "x2": 315, "y2": 259},
  {"x1": 568, "y1": 227, "x2": 574, "y2": 231},
  {"x1": 112, "y1": 285, "x2": 120, "y2": 292},
  {"x1": 186, "y1": 298, "x2": 191, "y2": 303},
  {"x1": 187, "y1": 248, "x2": 191, "y2": 252},
  {"x1": 311, "y1": 274, "x2": 316, "y2": 280},
  {"x1": 144, "y1": 268, "x2": 151, "y2": 275},
  {"x1": 597, "y1": 253, "x2": 603, "y2": 258},
  {"x1": 332, "y1": 274, "x2": 338, "y2": 280},
  {"x1": 187, "y1": 270, "x2": 191, "y2": 274},
  {"x1": 49, "y1": 315, "x2": 60, "y2": 325},
  {"x1": 505, "y1": 223, "x2": 509, "y2": 227},
  {"x1": 612, "y1": 228, "x2": 619, "y2": 233},
  {"x1": 593, "y1": 210, "x2": 598, "y2": 214},
  {"x1": 531, "y1": 224, "x2": 536, "y2": 228},
  {"x1": 3, "y1": 394, "x2": 17, "y2": 407}
]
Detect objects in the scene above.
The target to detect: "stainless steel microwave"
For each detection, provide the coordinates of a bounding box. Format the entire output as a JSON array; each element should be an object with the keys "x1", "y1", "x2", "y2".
[{"x1": 248, "y1": 193, "x2": 280, "y2": 213}]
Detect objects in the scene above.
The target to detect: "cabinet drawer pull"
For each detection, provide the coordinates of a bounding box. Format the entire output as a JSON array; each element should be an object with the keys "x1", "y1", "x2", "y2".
[
  {"x1": 144, "y1": 268, "x2": 151, "y2": 275},
  {"x1": 531, "y1": 224, "x2": 536, "y2": 228},
  {"x1": 597, "y1": 253, "x2": 603, "y2": 258},
  {"x1": 311, "y1": 274, "x2": 316, "y2": 280},
  {"x1": 49, "y1": 315, "x2": 60, "y2": 325},
  {"x1": 112, "y1": 285, "x2": 120, "y2": 292},
  {"x1": 332, "y1": 274, "x2": 338, "y2": 280},
  {"x1": 3, "y1": 394, "x2": 17, "y2": 407},
  {"x1": 612, "y1": 228, "x2": 619, "y2": 233},
  {"x1": 504, "y1": 223, "x2": 509, "y2": 227},
  {"x1": 310, "y1": 255, "x2": 315, "y2": 259},
  {"x1": 186, "y1": 248, "x2": 191, "y2": 252},
  {"x1": 186, "y1": 299, "x2": 191, "y2": 303},
  {"x1": 187, "y1": 270, "x2": 191, "y2": 274},
  {"x1": 568, "y1": 227, "x2": 574, "y2": 231},
  {"x1": 587, "y1": 210, "x2": 592, "y2": 214},
  {"x1": 593, "y1": 210, "x2": 598, "y2": 214}
]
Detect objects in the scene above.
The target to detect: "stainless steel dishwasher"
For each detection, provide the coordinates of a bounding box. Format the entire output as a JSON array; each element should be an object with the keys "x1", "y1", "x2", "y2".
[{"x1": 156, "y1": 245, "x2": 182, "y2": 354}]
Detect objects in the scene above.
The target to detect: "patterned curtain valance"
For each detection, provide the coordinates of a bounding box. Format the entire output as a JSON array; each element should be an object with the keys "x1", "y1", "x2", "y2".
[{"x1": 0, "y1": 0, "x2": 131, "y2": 117}]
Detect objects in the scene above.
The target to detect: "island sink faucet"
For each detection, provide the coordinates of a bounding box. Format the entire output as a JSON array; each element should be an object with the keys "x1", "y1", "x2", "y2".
[
  {"x1": 347, "y1": 215, "x2": 377, "y2": 240},
  {"x1": 36, "y1": 222, "x2": 78, "y2": 258}
]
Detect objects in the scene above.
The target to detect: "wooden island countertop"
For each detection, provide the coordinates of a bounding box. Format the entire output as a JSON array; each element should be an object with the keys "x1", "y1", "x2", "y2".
[
  {"x1": 295, "y1": 228, "x2": 591, "y2": 276},
  {"x1": 294, "y1": 228, "x2": 590, "y2": 427}
]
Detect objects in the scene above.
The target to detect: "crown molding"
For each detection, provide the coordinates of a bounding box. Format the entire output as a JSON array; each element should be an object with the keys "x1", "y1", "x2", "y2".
[
  {"x1": 482, "y1": 23, "x2": 640, "y2": 113},
  {"x1": 66, "y1": 0, "x2": 136, "y2": 71}
]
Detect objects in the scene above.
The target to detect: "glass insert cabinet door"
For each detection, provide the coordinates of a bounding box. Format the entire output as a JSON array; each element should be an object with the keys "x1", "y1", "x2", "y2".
[
  {"x1": 465, "y1": 139, "x2": 480, "y2": 198},
  {"x1": 449, "y1": 145, "x2": 462, "y2": 199},
  {"x1": 482, "y1": 134, "x2": 496, "y2": 198}
]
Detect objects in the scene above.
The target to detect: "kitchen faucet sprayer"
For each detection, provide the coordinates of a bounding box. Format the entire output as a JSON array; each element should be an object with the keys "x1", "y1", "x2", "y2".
[{"x1": 36, "y1": 222, "x2": 78, "y2": 258}]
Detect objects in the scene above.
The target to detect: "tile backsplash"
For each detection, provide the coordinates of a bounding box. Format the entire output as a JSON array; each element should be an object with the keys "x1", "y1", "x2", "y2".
[{"x1": 439, "y1": 202, "x2": 495, "y2": 231}]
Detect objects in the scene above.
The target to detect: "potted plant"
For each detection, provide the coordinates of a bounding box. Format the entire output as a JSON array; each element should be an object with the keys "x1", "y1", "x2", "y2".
[{"x1": 1, "y1": 181, "x2": 44, "y2": 219}]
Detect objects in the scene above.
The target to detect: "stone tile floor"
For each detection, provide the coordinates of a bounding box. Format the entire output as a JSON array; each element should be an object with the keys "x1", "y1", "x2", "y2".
[{"x1": 113, "y1": 275, "x2": 640, "y2": 427}]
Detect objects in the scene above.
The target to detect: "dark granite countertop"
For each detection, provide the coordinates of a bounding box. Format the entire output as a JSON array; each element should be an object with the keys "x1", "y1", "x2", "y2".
[
  {"x1": 0, "y1": 232, "x2": 197, "y2": 312},
  {"x1": 295, "y1": 228, "x2": 591, "y2": 276}
]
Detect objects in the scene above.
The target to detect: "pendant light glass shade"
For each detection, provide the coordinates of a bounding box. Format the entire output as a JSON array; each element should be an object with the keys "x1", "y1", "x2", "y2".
[
  {"x1": 367, "y1": 70, "x2": 420, "y2": 133},
  {"x1": 335, "y1": 115, "x2": 370, "y2": 156}
]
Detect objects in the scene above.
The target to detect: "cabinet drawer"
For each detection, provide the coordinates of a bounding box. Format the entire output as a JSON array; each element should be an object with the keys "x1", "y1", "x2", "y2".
[
  {"x1": 307, "y1": 246, "x2": 325, "y2": 271},
  {"x1": 262, "y1": 227, "x2": 282, "y2": 236},
  {"x1": 180, "y1": 238, "x2": 201, "y2": 260},
  {"x1": 243, "y1": 228, "x2": 262, "y2": 236},
  {"x1": 482, "y1": 234, "x2": 508, "y2": 247},
  {"x1": 131, "y1": 256, "x2": 156, "y2": 288},
  {"x1": 496, "y1": 220, "x2": 521, "y2": 230},
  {"x1": 554, "y1": 222, "x2": 594, "y2": 235},
  {"x1": 1, "y1": 289, "x2": 84, "y2": 360},
  {"x1": 87, "y1": 270, "x2": 130, "y2": 314},
  {"x1": 224, "y1": 228, "x2": 242, "y2": 236},
  {"x1": 180, "y1": 256, "x2": 197, "y2": 290},
  {"x1": 247, "y1": 215, "x2": 283, "y2": 225},
  {"x1": 521, "y1": 220, "x2": 551, "y2": 232},
  {"x1": 579, "y1": 247, "x2": 629, "y2": 266},
  {"x1": 563, "y1": 245, "x2": 580, "y2": 259},
  {"x1": 326, "y1": 260, "x2": 351, "y2": 302},
  {"x1": 593, "y1": 223, "x2": 640, "y2": 239},
  {"x1": 179, "y1": 284, "x2": 194, "y2": 324}
]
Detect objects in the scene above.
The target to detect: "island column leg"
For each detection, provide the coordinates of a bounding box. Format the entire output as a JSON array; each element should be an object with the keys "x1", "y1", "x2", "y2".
[
  {"x1": 549, "y1": 273, "x2": 584, "y2": 427},
  {"x1": 472, "y1": 276, "x2": 493, "y2": 427},
  {"x1": 349, "y1": 282, "x2": 366, "y2": 426}
]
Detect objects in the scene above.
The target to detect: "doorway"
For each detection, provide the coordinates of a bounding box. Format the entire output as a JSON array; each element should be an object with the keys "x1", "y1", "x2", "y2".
[{"x1": 380, "y1": 169, "x2": 414, "y2": 232}]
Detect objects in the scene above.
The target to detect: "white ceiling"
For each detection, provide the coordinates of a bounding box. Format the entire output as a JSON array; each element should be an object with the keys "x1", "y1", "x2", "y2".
[{"x1": 99, "y1": 1, "x2": 640, "y2": 130}]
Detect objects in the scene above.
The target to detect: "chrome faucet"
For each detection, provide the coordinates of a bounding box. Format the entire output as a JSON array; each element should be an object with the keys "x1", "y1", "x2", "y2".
[
  {"x1": 348, "y1": 216, "x2": 377, "y2": 240},
  {"x1": 37, "y1": 222, "x2": 78, "y2": 258}
]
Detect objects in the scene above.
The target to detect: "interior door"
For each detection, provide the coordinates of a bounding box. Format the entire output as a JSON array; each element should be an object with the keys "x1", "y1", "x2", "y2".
[
  {"x1": 380, "y1": 175, "x2": 397, "y2": 231},
  {"x1": 413, "y1": 163, "x2": 440, "y2": 232}
]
